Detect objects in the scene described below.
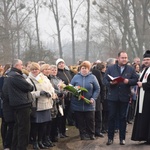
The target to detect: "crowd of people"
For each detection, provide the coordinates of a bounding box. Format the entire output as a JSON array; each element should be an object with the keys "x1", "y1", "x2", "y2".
[{"x1": 0, "y1": 50, "x2": 150, "y2": 150}]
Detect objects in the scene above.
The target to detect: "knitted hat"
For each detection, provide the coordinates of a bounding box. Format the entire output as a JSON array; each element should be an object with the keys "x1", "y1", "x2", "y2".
[
  {"x1": 56, "y1": 58, "x2": 65, "y2": 66},
  {"x1": 143, "y1": 50, "x2": 150, "y2": 58},
  {"x1": 80, "y1": 61, "x2": 91, "y2": 70}
]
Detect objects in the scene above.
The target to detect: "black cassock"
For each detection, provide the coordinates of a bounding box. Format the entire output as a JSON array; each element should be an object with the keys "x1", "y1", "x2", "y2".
[{"x1": 131, "y1": 67, "x2": 150, "y2": 143}]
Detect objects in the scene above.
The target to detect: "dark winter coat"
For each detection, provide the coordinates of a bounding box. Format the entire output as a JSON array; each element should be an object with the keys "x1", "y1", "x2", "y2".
[
  {"x1": 101, "y1": 71, "x2": 108, "y2": 111},
  {"x1": 91, "y1": 68, "x2": 104, "y2": 111},
  {"x1": 57, "y1": 68, "x2": 73, "y2": 106},
  {"x1": 0, "y1": 76, "x2": 4, "y2": 118},
  {"x1": 57, "y1": 68, "x2": 72, "y2": 85},
  {"x1": 2, "y1": 77, "x2": 14, "y2": 122},
  {"x1": 50, "y1": 75, "x2": 64, "y2": 117},
  {"x1": 5, "y1": 67, "x2": 33, "y2": 109}
]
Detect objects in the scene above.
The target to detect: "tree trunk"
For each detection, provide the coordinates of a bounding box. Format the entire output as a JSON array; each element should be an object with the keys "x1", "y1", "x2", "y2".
[
  {"x1": 85, "y1": 0, "x2": 90, "y2": 60},
  {"x1": 50, "y1": 0, "x2": 63, "y2": 58},
  {"x1": 3, "y1": 0, "x2": 12, "y2": 64},
  {"x1": 33, "y1": 0, "x2": 41, "y2": 59},
  {"x1": 69, "y1": 0, "x2": 75, "y2": 64}
]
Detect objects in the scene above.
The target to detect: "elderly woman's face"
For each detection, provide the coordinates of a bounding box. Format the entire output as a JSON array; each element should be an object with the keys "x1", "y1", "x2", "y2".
[
  {"x1": 50, "y1": 67, "x2": 57, "y2": 76},
  {"x1": 30, "y1": 68, "x2": 40, "y2": 77},
  {"x1": 80, "y1": 66, "x2": 89, "y2": 75},
  {"x1": 42, "y1": 67, "x2": 51, "y2": 76}
]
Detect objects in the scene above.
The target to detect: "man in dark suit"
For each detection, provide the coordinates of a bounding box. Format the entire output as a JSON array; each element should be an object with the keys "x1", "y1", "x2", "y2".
[{"x1": 103, "y1": 51, "x2": 138, "y2": 145}]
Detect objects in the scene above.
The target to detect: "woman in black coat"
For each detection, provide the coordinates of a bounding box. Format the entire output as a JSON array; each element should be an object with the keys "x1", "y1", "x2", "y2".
[
  {"x1": 1, "y1": 65, "x2": 15, "y2": 150},
  {"x1": 91, "y1": 63, "x2": 104, "y2": 137}
]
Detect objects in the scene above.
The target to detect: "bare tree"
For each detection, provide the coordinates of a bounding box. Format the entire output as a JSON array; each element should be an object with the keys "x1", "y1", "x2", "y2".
[
  {"x1": 130, "y1": 0, "x2": 150, "y2": 59},
  {"x1": 92, "y1": 0, "x2": 119, "y2": 57},
  {"x1": 0, "y1": 0, "x2": 37, "y2": 63},
  {"x1": 0, "y1": 0, "x2": 13, "y2": 64},
  {"x1": 48, "y1": 0, "x2": 63, "y2": 58},
  {"x1": 85, "y1": 0, "x2": 90, "y2": 60},
  {"x1": 13, "y1": 0, "x2": 27, "y2": 58},
  {"x1": 68, "y1": 0, "x2": 84, "y2": 64},
  {"x1": 92, "y1": 0, "x2": 150, "y2": 60},
  {"x1": 33, "y1": 0, "x2": 41, "y2": 59}
]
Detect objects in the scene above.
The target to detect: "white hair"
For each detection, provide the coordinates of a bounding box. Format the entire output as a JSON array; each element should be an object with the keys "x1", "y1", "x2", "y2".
[{"x1": 12, "y1": 59, "x2": 22, "y2": 67}]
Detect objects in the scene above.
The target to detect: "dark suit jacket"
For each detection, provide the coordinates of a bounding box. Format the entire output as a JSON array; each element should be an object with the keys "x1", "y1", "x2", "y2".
[{"x1": 103, "y1": 63, "x2": 138, "y2": 102}]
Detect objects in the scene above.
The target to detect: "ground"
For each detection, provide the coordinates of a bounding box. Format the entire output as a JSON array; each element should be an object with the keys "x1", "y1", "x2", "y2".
[{"x1": 1, "y1": 123, "x2": 150, "y2": 150}]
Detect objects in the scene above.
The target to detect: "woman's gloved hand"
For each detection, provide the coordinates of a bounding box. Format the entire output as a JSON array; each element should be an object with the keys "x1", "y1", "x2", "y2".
[
  {"x1": 40, "y1": 90, "x2": 47, "y2": 96},
  {"x1": 46, "y1": 92, "x2": 51, "y2": 98},
  {"x1": 40, "y1": 91, "x2": 51, "y2": 98}
]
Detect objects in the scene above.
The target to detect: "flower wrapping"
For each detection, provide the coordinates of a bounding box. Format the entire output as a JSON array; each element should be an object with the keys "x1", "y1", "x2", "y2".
[{"x1": 58, "y1": 82, "x2": 90, "y2": 104}]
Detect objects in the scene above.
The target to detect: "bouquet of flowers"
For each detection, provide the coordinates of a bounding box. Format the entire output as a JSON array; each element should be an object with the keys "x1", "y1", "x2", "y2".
[{"x1": 58, "y1": 82, "x2": 91, "y2": 104}]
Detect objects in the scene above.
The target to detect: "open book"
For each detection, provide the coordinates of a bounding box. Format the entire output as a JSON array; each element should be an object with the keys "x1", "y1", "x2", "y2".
[{"x1": 108, "y1": 74, "x2": 124, "y2": 83}]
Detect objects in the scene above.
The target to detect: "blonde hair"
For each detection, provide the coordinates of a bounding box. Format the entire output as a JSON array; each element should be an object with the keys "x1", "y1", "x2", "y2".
[
  {"x1": 22, "y1": 69, "x2": 29, "y2": 76},
  {"x1": 30, "y1": 62, "x2": 40, "y2": 71},
  {"x1": 40, "y1": 64, "x2": 51, "y2": 71}
]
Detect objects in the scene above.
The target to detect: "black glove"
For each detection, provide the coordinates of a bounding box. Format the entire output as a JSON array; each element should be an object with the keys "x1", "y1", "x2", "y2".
[
  {"x1": 57, "y1": 93, "x2": 63, "y2": 97},
  {"x1": 40, "y1": 91, "x2": 47, "y2": 96},
  {"x1": 40, "y1": 90, "x2": 51, "y2": 98},
  {"x1": 46, "y1": 92, "x2": 51, "y2": 98}
]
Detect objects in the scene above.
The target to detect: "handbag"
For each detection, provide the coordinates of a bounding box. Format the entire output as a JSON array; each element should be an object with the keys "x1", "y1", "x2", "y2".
[{"x1": 29, "y1": 78, "x2": 38, "y2": 118}]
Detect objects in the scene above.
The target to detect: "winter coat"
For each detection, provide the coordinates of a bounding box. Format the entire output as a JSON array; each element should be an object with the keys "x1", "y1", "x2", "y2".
[
  {"x1": 50, "y1": 75, "x2": 65, "y2": 106},
  {"x1": 6, "y1": 67, "x2": 33, "y2": 109},
  {"x1": 57, "y1": 68, "x2": 73, "y2": 106},
  {"x1": 91, "y1": 68, "x2": 104, "y2": 111},
  {"x1": 70, "y1": 72, "x2": 100, "y2": 111},
  {"x1": 50, "y1": 75, "x2": 64, "y2": 117},
  {"x1": 101, "y1": 71, "x2": 108, "y2": 111},
  {"x1": 2, "y1": 77, "x2": 14, "y2": 122},
  {"x1": 57, "y1": 68, "x2": 72, "y2": 85},
  {"x1": 26, "y1": 73, "x2": 55, "y2": 111},
  {"x1": 0, "y1": 76, "x2": 4, "y2": 117}
]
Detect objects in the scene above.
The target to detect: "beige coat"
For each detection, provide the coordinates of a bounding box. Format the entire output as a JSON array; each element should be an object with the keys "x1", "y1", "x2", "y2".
[{"x1": 26, "y1": 72, "x2": 56, "y2": 111}]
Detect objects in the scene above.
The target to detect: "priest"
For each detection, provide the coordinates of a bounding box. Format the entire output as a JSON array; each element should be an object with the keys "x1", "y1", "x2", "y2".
[{"x1": 131, "y1": 50, "x2": 150, "y2": 144}]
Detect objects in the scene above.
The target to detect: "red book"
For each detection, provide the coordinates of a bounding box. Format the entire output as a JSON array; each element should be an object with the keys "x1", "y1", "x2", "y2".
[{"x1": 108, "y1": 74, "x2": 124, "y2": 83}]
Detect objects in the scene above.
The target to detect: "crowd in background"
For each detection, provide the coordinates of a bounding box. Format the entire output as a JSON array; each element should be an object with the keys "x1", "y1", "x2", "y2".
[{"x1": 0, "y1": 53, "x2": 145, "y2": 150}]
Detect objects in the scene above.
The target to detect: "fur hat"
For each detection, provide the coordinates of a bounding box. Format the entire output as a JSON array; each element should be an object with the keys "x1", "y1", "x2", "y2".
[
  {"x1": 143, "y1": 50, "x2": 150, "y2": 58},
  {"x1": 56, "y1": 58, "x2": 65, "y2": 66},
  {"x1": 80, "y1": 61, "x2": 91, "y2": 70}
]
